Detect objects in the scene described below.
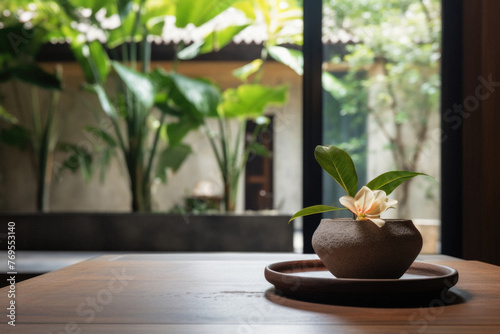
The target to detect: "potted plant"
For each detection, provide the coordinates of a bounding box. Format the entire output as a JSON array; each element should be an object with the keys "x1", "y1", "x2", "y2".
[{"x1": 289, "y1": 145, "x2": 430, "y2": 279}]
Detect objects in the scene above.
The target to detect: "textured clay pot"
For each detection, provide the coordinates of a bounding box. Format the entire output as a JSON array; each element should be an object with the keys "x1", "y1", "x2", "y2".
[{"x1": 312, "y1": 218, "x2": 423, "y2": 279}]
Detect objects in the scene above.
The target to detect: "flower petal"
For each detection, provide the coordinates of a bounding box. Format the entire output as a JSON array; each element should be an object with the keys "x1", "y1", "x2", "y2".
[
  {"x1": 367, "y1": 200, "x2": 388, "y2": 216},
  {"x1": 354, "y1": 186, "x2": 374, "y2": 214},
  {"x1": 339, "y1": 195, "x2": 358, "y2": 215},
  {"x1": 386, "y1": 199, "x2": 398, "y2": 209},
  {"x1": 366, "y1": 200, "x2": 388, "y2": 216},
  {"x1": 372, "y1": 189, "x2": 388, "y2": 201},
  {"x1": 366, "y1": 189, "x2": 398, "y2": 216},
  {"x1": 368, "y1": 218, "x2": 386, "y2": 228}
]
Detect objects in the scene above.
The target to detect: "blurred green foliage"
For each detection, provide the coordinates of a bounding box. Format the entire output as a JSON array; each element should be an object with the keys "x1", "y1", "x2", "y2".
[{"x1": 323, "y1": 0, "x2": 441, "y2": 212}]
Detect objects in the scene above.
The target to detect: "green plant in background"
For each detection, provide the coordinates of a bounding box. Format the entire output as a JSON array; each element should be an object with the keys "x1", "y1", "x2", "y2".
[
  {"x1": 1, "y1": 0, "x2": 300, "y2": 213},
  {"x1": 323, "y1": 0, "x2": 441, "y2": 215},
  {"x1": 0, "y1": 3, "x2": 67, "y2": 211},
  {"x1": 178, "y1": 0, "x2": 300, "y2": 211},
  {"x1": 289, "y1": 145, "x2": 430, "y2": 226},
  {"x1": 204, "y1": 84, "x2": 288, "y2": 212},
  {"x1": 51, "y1": 0, "x2": 244, "y2": 211}
]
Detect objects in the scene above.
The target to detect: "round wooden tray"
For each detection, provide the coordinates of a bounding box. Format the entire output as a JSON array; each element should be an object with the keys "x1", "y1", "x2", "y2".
[{"x1": 265, "y1": 260, "x2": 459, "y2": 305}]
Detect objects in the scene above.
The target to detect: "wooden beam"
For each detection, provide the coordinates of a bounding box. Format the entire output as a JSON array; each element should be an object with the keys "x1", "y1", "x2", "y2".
[
  {"x1": 441, "y1": 0, "x2": 464, "y2": 257},
  {"x1": 461, "y1": 0, "x2": 500, "y2": 265},
  {"x1": 302, "y1": 0, "x2": 323, "y2": 253}
]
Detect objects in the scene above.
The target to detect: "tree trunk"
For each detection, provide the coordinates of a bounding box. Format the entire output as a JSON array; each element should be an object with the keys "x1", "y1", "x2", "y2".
[
  {"x1": 131, "y1": 178, "x2": 152, "y2": 212},
  {"x1": 397, "y1": 180, "x2": 411, "y2": 218},
  {"x1": 223, "y1": 181, "x2": 236, "y2": 212},
  {"x1": 131, "y1": 185, "x2": 152, "y2": 212},
  {"x1": 36, "y1": 151, "x2": 54, "y2": 212},
  {"x1": 129, "y1": 160, "x2": 152, "y2": 212},
  {"x1": 131, "y1": 182, "x2": 141, "y2": 212}
]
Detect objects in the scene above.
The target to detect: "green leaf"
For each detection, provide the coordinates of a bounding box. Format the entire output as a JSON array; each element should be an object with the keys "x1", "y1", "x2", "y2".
[
  {"x1": 145, "y1": 14, "x2": 168, "y2": 36},
  {"x1": 175, "y1": 0, "x2": 239, "y2": 28},
  {"x1": 322, "y1": 71, "x2": 347, "y2": 100},
  {"x1": 0, "y1": 24, "x2": 37, "y2": 56},
  {"x1": 97, "y1": 146, "x2": 115, "y2": 183},
  {"x1": 57, "y1": 143, "x2": 93, "y2": 182},
  {"x1": 169, "y1": 73, "x2": 222, "y2": 117},
  {"x1": 156, "y1": 144, "x2": 192, "y2": 183},
  {"x1": 178, "y1": 24, "x2": 249, "y2": 60},
  {"x1": 366, "y1": 171, "x2": 432, "y2": 196},
  {"x1": 232, "y1": 59, "x2": 263, "y2": 81},
  {"x1": 88, "y1": 41, "x2": 111, "y2": 83},
  {"x1": 0, "y1": 125, "x2": 31, "y2": 150},
  {"x1": 70, "y1": 40, "x2": 110, "y2": 84},
  {"x1": 0, "y1": 105, "x2": 17, "y2": 123},
  {"x1": 166, "y1": 116, "x2": 201, "y2": 147},
  {"x1": 232, "y1": 1, "x2": 256, "y2": 20},
  {"x1": 84, "y1": 126, "x2": 117, "y2": 147},
  {"x1": 106, "y1": 8, "x2": 143, "y2": 48},
  {"x1": 267, "y1": 46, "x2": 303, "y2": 75},
  {"x1": 112, "y1": 61, "x2": 155, "y2": 109},
  {"x1": 151, "y1": 69, "x2": 221, "y2": 119},
  {"x1": 142, "y1": 1, "x2": 175, "y2": 31},
  {"x1": 314, "y1": 145, "x2": 358, "y2": 196},
  {"x1": 199, "y1": 24, "x2": 250, "y2": 54},
  {"x1": 93, "y1": 84, "x2": 117, "y2": 118},
  {"x1": 218, "y1": 84, "x2": 288, "y2": 118},
  {"x1": 1, "y1": 65, "x2": 61, "y2": 90},
  {"x1": 247, "y1": 142, "x2": 270, "y2": 157},
  {"x1": 176, "y1": 41, "x2": 205, "y2": 61},
  {"x1": 117, "y1": 0, "x2": 134, "y2": 22},
  {"x1": 289, "y1": 205, "x2": 345, "y2": 223},
  {"x1": 154, "y1": 99, "x2": 181, "y2": 117}
]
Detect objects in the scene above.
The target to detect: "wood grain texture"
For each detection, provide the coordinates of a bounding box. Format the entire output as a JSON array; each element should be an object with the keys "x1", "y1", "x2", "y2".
[{"x1": 0, "y1": 254, "x2": 498, "y2": 333}]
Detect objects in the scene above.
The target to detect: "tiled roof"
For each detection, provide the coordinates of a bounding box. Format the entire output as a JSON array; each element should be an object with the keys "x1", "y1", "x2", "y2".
[
  {"x1": 41, "y1": 8, "x2": 355, "y2": 46},
  {"x1": 322, "y1": 30, "x2": 359, "y2": 44}
]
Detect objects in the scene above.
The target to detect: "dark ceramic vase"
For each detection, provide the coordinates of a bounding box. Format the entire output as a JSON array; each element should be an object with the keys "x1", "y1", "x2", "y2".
[{"x1": 312, "y1": 218, "x2": 423, "y2": 279}]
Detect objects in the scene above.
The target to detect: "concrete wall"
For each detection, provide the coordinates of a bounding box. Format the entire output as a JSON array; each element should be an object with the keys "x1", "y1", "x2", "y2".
[{"x1": 0, "y1": 61, "x2": 303, "y2": 214}]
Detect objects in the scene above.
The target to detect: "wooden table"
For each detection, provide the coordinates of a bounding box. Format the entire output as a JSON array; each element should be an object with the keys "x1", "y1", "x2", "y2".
[{"x1": 1, "y1": 253, "x2": 499, "y2": 333}]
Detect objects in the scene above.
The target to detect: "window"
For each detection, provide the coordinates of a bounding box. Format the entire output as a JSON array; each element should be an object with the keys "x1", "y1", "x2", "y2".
[{"x1": 303, "y1": 0, "x2": 441, "y2": 253}]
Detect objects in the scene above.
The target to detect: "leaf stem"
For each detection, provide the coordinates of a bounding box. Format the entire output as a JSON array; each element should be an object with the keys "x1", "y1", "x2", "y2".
[
  {"x1": 143, "y1": 112, "x2": 165, "y2": 190},
  {"x1": 31, "y1": 86, "x2": 42, "y2": 155},
  {"x1": 203, "y1": 122, "x2": 224, "y2": 172},
  {"x1": 141, "y1": 30, "x2": 151, "y2": 73}
]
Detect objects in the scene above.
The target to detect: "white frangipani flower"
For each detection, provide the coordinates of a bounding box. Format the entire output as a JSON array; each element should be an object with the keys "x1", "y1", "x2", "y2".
[{"x1": 339, "y1": 186, "x2": 397, "y2": 227}]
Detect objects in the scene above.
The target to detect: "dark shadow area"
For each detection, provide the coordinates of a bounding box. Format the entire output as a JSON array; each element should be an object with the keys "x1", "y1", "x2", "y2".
[
  {"x1": 0, "y1": 213, "x2": 293, "y2": 252},
  {"x1": 264, "y1": 287, "x2": 467, "y2": 309},
  {"x1": 0, "y1": 274, "x2": 39, "y2": 288}
]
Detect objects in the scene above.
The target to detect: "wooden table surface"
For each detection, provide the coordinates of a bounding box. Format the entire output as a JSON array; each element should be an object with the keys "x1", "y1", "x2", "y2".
[{"x1": 1, "y1": 253, "x2": 499, "y2": 333}]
